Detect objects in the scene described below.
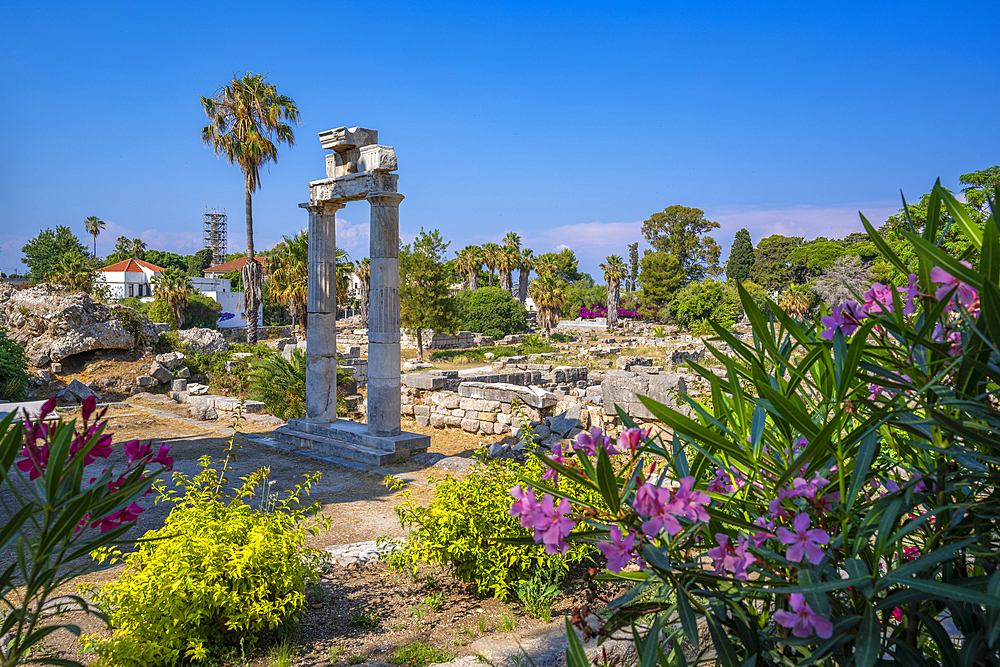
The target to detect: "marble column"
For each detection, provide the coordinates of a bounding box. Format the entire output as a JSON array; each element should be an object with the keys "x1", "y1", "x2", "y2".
[
  {"x1": 305, "y1": 201, "x2": 344, "y2": 423},
  {"x1": 367, "y1": 192, "x2": 404, "y2": 437}
]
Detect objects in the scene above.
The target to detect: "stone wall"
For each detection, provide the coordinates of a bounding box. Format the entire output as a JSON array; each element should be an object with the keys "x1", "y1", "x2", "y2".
[
  {"x1": 218, "y1": 325, "x2": 293, "y2": 342},
  {"x1": 401, "y1": 380, "x2": 558, "y2": 436}
]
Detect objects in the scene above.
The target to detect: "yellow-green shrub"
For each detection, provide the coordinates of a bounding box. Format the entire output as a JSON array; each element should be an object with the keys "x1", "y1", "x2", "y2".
[
  {"x1": 386, "y1": 455, "x2": 603, "y2": 600},
  {"x1": 81, "y1": 458, "x2": 329, "y2": 666}
]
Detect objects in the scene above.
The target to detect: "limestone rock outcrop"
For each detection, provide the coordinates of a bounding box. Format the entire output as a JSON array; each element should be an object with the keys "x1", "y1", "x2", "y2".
[
  {"x1": 0, "y1": 284, "x2": 153, "y2": 367},
  {"x1": 175, "y1": 328, "x2": 228, "y2": 355}
]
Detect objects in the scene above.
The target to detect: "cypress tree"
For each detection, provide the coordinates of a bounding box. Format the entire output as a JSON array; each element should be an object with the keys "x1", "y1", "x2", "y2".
[{"x1": 726, "y1": 228, "x2": 755, "y2": 284}]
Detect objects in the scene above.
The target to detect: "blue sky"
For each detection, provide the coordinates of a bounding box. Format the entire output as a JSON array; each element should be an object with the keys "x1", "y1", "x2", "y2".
[{"x1": 2, "y1": 1, "x2": 998, "y2": 279}]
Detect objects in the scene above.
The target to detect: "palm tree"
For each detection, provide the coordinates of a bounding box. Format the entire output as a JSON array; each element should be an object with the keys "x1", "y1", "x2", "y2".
[
  {"x1": 535, "y1": 253, "x2": 558, "y2": 278},
  {"x1": 454, "y1": 245, "x2": 482, "y2": 290},
  {"x1": 780, "y1": 283, "x2": 813, "y2": 319},
  {"x1": 269, "y1": 232, "x2": 309, "y2": 332},
  {"x1": 481, "y1": 242, "x2": 501, "y2": 287},
  {"x1": 498, "y1": 245, "x2": 520, "y2": 294},
  {"x1": 600, "y1": 255, "x2": 628, "y2": 330},
  {"x1": 356, "y1": 257, "x2": 371, "y2": 327},
  {"x1": 47, "y1": 251, "x2": 96, "y2": 293},
  {"x1": 152, "y1": 267, "x2": 194, "y2": 330},
  {"x1": 517, "y1": 248, "x2": 534, "y2": 306},
  {"x1": 84, "y1": 216, "x2": 105, "y2": 258},
  {"x1": 114, "y1": 236, "x2": 130, "y2": 261},
  {"x1": 335, "y1": 248, "x2": 353, "y2": 310},
  {"x1": 528, "y1": 272, "x2": 567, "y2": 337},
  {"x1": 201, "y1": 72, "x2": 300, "y2": 344},
  {"x1": 129, "y1": 238, "x2": 147, "y2": 259}
]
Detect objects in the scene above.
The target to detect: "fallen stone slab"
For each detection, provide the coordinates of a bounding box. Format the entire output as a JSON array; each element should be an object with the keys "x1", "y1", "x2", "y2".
[
  {"x1": 149, "y1": 361, "x2": 173, "y2": 384},
  {"x1": 324, "y1": 539, "x2": 400, "y2": 569}
]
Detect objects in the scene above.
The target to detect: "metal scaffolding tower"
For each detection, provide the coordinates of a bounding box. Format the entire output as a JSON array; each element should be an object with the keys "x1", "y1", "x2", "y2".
[{"x1": 202, "y1": 207, "x2": 227, "y2": 265}]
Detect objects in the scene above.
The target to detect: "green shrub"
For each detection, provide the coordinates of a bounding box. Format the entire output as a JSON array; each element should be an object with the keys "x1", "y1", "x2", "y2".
[
  {"x1": 82, "y1": 457, "x2": 330, "y2": 666},
  {"x1": 0, "y1": 328, "x2": 29, "y2": 400},
  {"x1": 386, "y1": 456, "x2": 601, "y2": 600},
  {"x1": 455, "y1": 287, "x2": 528, "y2": 338},
  {"x1": 667, "y1": 278, "x2": 742, "y2": 329},
  {"x1": 110, "y1": 304, "x2": 157, "y2": 347},
  {"x1": 146, "y1": 293, "x2": 222, "y2": 330},
  {"x1": 248, "y1": 349, "x2": 356, "y2": 419}
]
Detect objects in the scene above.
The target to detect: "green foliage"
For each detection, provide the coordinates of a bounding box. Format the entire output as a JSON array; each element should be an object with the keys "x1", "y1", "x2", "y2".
[
  {"x1": 561, "y1": 277, "x2": 606, "y2": 319},
  {"x1": 959, "y1": 164, "x2": 1000, "y2": 213},
  {"x1": 187, "y1": 248, "x2": 215, "y2": 276},
  {"x1": 146, "y1": 292, "x2": 221, "y2": 330},
  {"x1": 248, "y1": 348, "x2": 356, "y2": 419},
  {"x1": 21, "y1": 225, "x2": 90, "y2": 281},
  {"x1": 110, "y1": 304, "x2": 157, "y2": 348},
  {"x1": 640, "y1": 205, "x2": 722, "y2": 284},
  {"x1": 386, "y1": 641, "x2": 452, "y2": 667},
  {"x1": 386, "y1": 456, "x2": 600, "y2": 600},
  {"x1": 455, "y1": 287, "x2": 528, "y2": 338},
  {"x1": 515, "y1": 564, "x2": 562, "y2": 622},
  {"x1": 750, "y1": 233, "x2": 802, "y2": 290},
  {"x1": 349, "y1": 611, "x2": 379, "y2": 628},
  {"x1": 787, "y1": 240, "x2": 847, "y2": 282},
  {"x1": 141, "y1": 250, "x2": 188, "y2": 272},
  {"x1": 638, "y1": 250, "x2": 683, "y2": 305},
  {"x1": 0, "y1": 328, "x2": 29, "y2": 400},
  {"x1": 535, "y1": 248, "x2": 583, "y2": 282},
  {"x1": 428, "y1": 339, "x2": 555, "y2": 362},
  {"x1": 400, "y1": 228, "x2": 461, "y2": 360},
  {"x1": 668, "y1": 279, "x2": 741, "y2": 330},
  {"x1": 739, "y1": 279, "x2": 769, "y2": 318},
  {"x1": 726, "y1": 228, "x2": 755, "y2": 284},
  {"x1": 82, "y1": 455, "x2": 329, "y2": 666},
  {"x1": 627, "y1": 242, "x2": 640, "y2": 292}
]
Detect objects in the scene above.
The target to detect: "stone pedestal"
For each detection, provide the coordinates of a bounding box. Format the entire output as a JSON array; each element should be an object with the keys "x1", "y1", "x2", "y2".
[{"x1": 367, "y1": 192, "x2": 404, "y2": 437}]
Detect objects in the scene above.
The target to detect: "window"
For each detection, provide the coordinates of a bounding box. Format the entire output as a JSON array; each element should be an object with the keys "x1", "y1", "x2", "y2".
[{"x1": 129, "y1": 284, "x2": 134, "y2": 297}]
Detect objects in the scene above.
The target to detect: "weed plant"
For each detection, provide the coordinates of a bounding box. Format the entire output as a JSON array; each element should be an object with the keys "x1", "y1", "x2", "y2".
[{"x1": 387, "y1": 641, "x2": 452, "y2": 667}]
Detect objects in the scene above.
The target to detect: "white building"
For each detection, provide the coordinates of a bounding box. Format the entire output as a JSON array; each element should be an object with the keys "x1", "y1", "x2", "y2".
[
  {"x1": 98, "y1": 257, "x2": 260, "y2": 328},
  {"x1": 97, "y1": 258, "x2": 163, "y2": 299}
]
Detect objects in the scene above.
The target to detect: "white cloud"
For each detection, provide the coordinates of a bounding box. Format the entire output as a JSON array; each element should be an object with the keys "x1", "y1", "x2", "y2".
[
  {"x1": 710, "y1": 203, "x2": 900, "y2": 247},
  {"x1": 336, "y1": 217, "x2": 370, "y2": 258}
]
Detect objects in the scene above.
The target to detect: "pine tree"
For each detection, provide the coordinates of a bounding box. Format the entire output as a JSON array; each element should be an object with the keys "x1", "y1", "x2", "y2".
[
  {"x1": 400, "y1": 228, "x2": 460, "y2": 361},
  {"x1": 726, "y1": 228, "x2": 755, "y2": 284},
  {"x1": 627, "y1": 242, "x2": 639, "y2": 292}
]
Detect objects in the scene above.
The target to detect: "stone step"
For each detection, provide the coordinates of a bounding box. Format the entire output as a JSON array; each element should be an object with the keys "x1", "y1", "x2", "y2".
[
  {"x1": 273, "y1": 425, "x2": 408, "y2": 467},
  {"x1": 284, "y1": 418, "x2": 430, "y2": 454}
]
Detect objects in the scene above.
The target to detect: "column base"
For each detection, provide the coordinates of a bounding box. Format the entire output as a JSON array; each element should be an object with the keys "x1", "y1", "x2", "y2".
[{"x1": 273, "y1": 418, "x2": 429, "y2": 469}]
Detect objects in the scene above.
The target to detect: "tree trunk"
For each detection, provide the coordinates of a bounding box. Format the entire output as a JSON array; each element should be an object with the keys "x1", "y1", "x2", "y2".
[
  {"x1": 607, "y1": 279, "x2": 620, "y2": 330},
  {"x1": 469, "y1": 271, "x2": 478, "y2": 291},
  {"x1": 518, "y1": 269, "x2": 528, "y2": 304},
  {"x1": 500, "y1": 270, "x2": 511, "y2": 294},
  {"x1": 416, "y1": 329, "x2": 424, "y2": 362},
  {"x1": 244, "y1": 185, "x2": 258, "y2": 345}
]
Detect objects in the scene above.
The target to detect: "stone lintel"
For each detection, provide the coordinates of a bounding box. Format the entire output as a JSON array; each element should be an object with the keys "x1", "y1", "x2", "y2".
[
  {"x1": 286, "y1": 418, "x2": 428, "y2": 453},
  {"x1": 308, "y1": 172, "x2": 398, "y2": 204},
  {"x1": 318, "y1": 127, "x2": 378, "y2": 151}
]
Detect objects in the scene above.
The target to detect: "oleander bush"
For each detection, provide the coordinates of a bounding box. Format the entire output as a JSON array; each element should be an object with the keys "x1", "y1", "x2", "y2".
[
  {"x1": 82, "y1": 450, "x2": 330, "y2": 666},
  {"x1": 524, "y1": 183, "x2": 1000, "y2": 665}
]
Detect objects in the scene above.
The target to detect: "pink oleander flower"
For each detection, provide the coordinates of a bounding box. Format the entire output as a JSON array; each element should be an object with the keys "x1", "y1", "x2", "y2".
[
  {"x1": 752, "y1": 517, "x2": 776, "y2": 547},
  {"x1": 530, "y1": 494, "x2": 577, "y2": 555},
  {"x1": 931, "y1": 263, "x2": 978, "y2": 315},
  {"x1": 597, "y1": 525, "x2": 636, "y2": 573},
  {"x1": 774, "y1": 594, "x2": 833, "y2": 639},
  {"x1": 816, "y1": 491, "x2": 841, "y2": 514},
  {"x1": 706, "y1": 533, "x2": 757, "y2": 580},
  {"x1": 868, "y1": 371, "x2": 912, "y2": 401},
  {"x1": 542, "y1": 442, "x2": 570, "y2": 482},
  {"x1": 150, "y1": 443, "x2": 174, "y2": 469},
  {"x1": 672, "y1": 477, "x2": 711, "y2": 522},
  {"x1": 767, "y1": 487, "x2": 791, "y2": 519},
  {"x1": 616, "y1": 427, "x2": 647, "y2": 454},
  {"x1": 706, "y1": 466, "x2": 746, "y2": 494},
  {"x1": 862, "y1": 282, "x2": 897, "y2": 315},
  {"x1": 575, "y1": 427, "x2": 619, "y2": 456},
  {"x1": 124, "y1": 440, "x2": 152, "y2": 464},
  {"x1": 634, "y1": 483, "x2": 682, "y2": 537},
  {"x1": 820, "y1": 301, "x2": 867, "y2": 340},
  {"x1": 776, "y1": 513, "x2": 830, "y2": 565},
  {"x1": 787, "y1": 474, "x2": 830, "y2": 500},
  {"x1": 509, "y1": 485, "x2": 539, "y2": 528}
]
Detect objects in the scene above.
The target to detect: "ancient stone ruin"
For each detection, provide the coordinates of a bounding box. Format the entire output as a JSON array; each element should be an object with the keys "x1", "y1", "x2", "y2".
[{"x1": 274, "y1": 127, "x2": 430, "y2": 466}]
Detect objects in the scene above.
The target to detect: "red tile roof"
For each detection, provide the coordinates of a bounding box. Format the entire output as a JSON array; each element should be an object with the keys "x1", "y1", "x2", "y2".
[
  {"x1": 204, "y1": 256, "x2": 268, "y2": 273},
  {"x1": 99, "y1": 258, "x2": 166, "y2": 273}
]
